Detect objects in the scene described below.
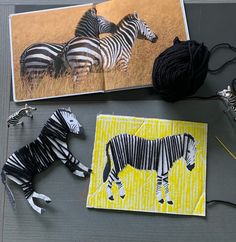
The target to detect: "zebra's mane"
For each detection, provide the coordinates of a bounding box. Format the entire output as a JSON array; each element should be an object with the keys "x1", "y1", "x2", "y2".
[
  {"x1": 117, "y1": 14, "x2": 137, "y2": 27},
  {"x1": 183, "y1": 133, "x2": 195, "y2": 142},
  {"x1": 74, "y1": 8, "x2": 98, "y2": 36},
  {"x1": 40, "y1": 109, "x2": 71, "y2": 140}
]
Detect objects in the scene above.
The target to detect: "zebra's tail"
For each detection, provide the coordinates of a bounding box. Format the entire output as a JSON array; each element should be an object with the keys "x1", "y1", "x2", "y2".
[
  {"x1": 52, "y1": 53, "x2": 65, "y2": 78},
  {"x1": 52, "y1": 43, "x2": 69, "y2": 78},
  {"x1": 1, "y1": 170, "x2": 16, "y2": 209},
  {"x1": 103, "y1": 142, "x2": 111, "y2": 183}
]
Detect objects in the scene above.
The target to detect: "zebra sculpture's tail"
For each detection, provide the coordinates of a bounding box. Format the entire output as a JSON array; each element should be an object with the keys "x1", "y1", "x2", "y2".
[
  {"x1": 103, "y1": 142, "x2": 111, "y2": 182},
  {"x1": 1, "y1": 170, "x2": 16, "y2": 209}
]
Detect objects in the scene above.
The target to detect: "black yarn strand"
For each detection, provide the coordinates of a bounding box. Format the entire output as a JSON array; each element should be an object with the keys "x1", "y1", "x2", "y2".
[
  {"x1": 207, "y1": 200, "x2": 236, "y2": 208},
  {"x1": 208, "y1": 43, "x2": 236, "y2": 74}
]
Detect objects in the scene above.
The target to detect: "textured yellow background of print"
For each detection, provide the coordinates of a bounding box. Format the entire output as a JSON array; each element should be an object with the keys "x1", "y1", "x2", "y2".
[{"x1": 87, "y1": 115, "x2": 207, "y2": 216}]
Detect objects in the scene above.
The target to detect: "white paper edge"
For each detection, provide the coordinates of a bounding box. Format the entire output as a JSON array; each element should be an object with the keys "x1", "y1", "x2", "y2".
[{"x1": 180, "y1": 0, "x2": 190, "y2": 40}]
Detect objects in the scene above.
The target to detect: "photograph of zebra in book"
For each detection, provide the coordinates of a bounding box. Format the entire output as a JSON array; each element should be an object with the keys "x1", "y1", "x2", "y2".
[
  {"x1": 1, "y1": 107, "x2": 91, "y2": 214},
  {"x1": 103, "y1": 133, "x2": 197, "y2": 205},
  {"x1": 10, "y1": 0, "x2": 188, "y2": 101},
  {"x1": 87, "y1": 115, "x2": 208, "y2": 216},
  {"x1": 20, "y1": 7, "x2": 117, "y2": 88}
]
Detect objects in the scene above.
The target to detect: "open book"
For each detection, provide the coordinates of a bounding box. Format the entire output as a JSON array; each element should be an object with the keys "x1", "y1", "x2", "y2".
[{"x1": 10, "y1": 0, "x2": 189, "y2": 102}]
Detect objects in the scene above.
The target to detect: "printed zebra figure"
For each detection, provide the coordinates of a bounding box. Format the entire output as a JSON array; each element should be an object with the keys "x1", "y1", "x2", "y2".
[
  {"x1": 103, "y1": 133, "x2": 197, "y2": 204},
  {"x1": 7, "y1": 103, "x2": 37, "y2": 127},
  {"x1": 54, "y1": 12, "x2": 157, "y2": 81},
  {"x1": 218, "y1": 85, "x2": 236, "y2": 121},
  {"x1": 1, "y1": 107, "x2": 91, "y2": 214},
  {"x1": 20, "y1": 8, "x2": 117, "y2": 86}
]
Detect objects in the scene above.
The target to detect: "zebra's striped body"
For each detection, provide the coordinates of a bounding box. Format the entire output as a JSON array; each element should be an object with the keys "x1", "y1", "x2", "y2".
[
  {"x1": 103, "y1": 133, "x2": 197, "y2": 204},
  {"x1": 218, "y1": 85, "x2": 236, "y2": 121},
  {"x1": 2, "y1": 108, "x2": 91, "y2": 214},
  {"x1": 57, "y1": 12, "x2": 157, "y2": 81},
  {"x1": 7, "y1": 104, "x2": 37, "y2": 127},
  {"x1": 20, "y1": 8, "x2": 117, "y2": 86},
  {"x1": 20, "y1": 43, "x2": 65, "y2": 83}
]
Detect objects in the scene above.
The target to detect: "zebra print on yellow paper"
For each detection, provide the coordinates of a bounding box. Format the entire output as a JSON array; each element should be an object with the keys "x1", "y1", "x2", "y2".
[{"x1": 87, "y1": 115, "x2": 207, "y2": 216}]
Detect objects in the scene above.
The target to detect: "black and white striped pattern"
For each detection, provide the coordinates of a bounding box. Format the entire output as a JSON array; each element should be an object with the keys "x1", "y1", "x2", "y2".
[
  {"x1": 218, "y1": 85, "x2": 236, "y2": 121},
  {"x1": 56, "y1": 12, "x2": 157, "y2": 81},
  {"x1": 103, "y1": 133, "x2": 197, "y2": 204},
  {"x1": 20, "y1": 8, "x2": 117, "y2": 86},
  {"x1": 7, "y1": 104, "x2": 37, "y2": 127},
  {"x1": 1, "y1": 107, "x2": 91, "y2": 214}
]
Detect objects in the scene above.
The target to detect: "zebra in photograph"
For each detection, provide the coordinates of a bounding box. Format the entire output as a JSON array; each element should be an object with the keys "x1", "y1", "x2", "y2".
[
  {"x1": 1, "y1": 107, "x2": 91, "y2": 214},
  {"x1": 20, "y1": 8, "x2": 117, "y2": 86},
  {"x1": 103, "y1": 133, "x2": 197, "y2": 205},
  {"x1": 7, "y1": 103, "x2": 37, "y2": 127},
  {"x1": 54, "y1": 12, "x2": 158, "y2": 81},
  {"x1": 218, "y1": 85, "x2": 236, "y2": 121}
]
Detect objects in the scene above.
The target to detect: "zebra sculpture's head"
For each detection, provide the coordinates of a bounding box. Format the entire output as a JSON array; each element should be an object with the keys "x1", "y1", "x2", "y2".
[
  {"x1": 24, "y1": 103, "x2": 37, "y2": 114},
  {"x1": 56, "y1": 108, "x2": 83, "y2": 135},
  {"x1": 182, "y1": 133, "x2": 197, "y2": 171},
  {"x1": 75, "y1": 8, "x2": 117, "y2": 37},
  {"x1": 217, "y1": 85, "x2": 233, "y2": 99},
  {"x1": 126, "y1": 12, "x2": 158, "y2": 43}
]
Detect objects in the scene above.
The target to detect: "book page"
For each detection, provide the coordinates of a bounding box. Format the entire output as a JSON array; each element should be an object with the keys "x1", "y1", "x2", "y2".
[
  {"x1": 10, "y1": 4, "x2": 105, "y2": 101},
  {"x1": 96, "y1": 0, "x2": 189, "y2": 91}
]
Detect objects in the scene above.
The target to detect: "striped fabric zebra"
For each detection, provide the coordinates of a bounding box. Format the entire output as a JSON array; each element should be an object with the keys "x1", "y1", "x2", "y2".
[
  {"x1": 1, "y1": 107, "x2": 91, "y2": 214},
  {"x1": 7, "y1": 103, "x2": 37, "y2": 127},
  {"x1": 20, "y1": 8, "x2": 117, "y2": 86},
  {"x1": 103, "y1": 133, "x2": 197, "y2": 204},
  {"x1": 218, "y1": 85, "x2": 236, "y2": 121},
  {"x1": 55, "y1": 12, "x2": 157, "y2": 81}
]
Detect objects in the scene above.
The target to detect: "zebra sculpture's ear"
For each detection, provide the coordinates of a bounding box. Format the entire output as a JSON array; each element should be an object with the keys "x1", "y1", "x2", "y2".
[
  {"x1": 133, "y1": 12, "x2": 140, "y2": 20},
  {"x1": 67, "y1": 107, "x2": 71, "y2": 112},
  {"x1": 25, "y1": 103, "x2": 28, "y2": 108}
]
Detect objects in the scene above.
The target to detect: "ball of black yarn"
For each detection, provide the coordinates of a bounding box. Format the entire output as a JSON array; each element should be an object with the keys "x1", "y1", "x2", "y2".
[{"x1": 152, "y1": 37, "x2": 210, "y2": 102}]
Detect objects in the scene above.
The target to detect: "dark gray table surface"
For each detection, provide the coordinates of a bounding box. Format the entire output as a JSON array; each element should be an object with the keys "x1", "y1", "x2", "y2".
[{"x1": 0, "y1": 1, "x2": 236, "y2": 242}]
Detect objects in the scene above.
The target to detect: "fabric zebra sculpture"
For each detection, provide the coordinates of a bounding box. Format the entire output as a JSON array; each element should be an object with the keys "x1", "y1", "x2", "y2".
[
  {"x1": 217, "y1": 85, "x2": 236, "y2": 121},
  {"x1": 7, "y1": 104, "x2": 37, "y2": 127},
  {"x1": 20, "y1": 8, "x2": 117, "y2": 86},
  {"x1": 103, "y1": 133, "x2": 197, "y2": 205},
  {"x1": 1, "y1": 107, "x2": 91, "y2": 214},
  {"x1": 54, "y1": 12, "x2": 158, "y2": 81}
]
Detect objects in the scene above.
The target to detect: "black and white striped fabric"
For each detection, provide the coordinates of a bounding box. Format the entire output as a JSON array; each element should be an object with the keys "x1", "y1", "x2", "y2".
[
  {"x1": 218, "y1": 85, "x2": 236, "y2": 120},
  {"x1": 20, "y1": 8, "x2": 117, "y2": 85},
  {"x1": 103, "y1": 133, "x2": 197, "y2": 204},
  {"x1": 1, "y1": 107, "x2": 91, "y2": 214},
  {"x1": 54, "y1": 12, "x2": 157, "y2": 81},
  {"x1": 7, "y1": 104, "x2": 36, "y2": 127}
]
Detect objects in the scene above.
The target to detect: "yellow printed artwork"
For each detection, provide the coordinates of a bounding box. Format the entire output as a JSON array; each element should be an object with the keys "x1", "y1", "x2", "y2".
[{"x1": 87, "y1": 115, "x2": 208, "y2": 216}]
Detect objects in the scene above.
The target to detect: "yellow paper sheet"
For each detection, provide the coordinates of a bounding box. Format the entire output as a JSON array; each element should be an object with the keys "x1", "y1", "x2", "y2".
[{"x1": 87, "y1": 115, "x2": 207, "y2": 216}]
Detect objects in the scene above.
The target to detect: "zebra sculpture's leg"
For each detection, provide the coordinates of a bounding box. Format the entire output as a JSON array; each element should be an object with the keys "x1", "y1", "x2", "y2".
[
  {"x1": 6, "y1": 175, "x2": 50, "y2": 214},
  {"x1": 162, "y1": 174, "x2": 173, "y2": 205},
  {"x1": 106, "y1": 168, "x2": 125, "y2": 200},
  {"x1": 64, "y1": 151, "x2": 92, "y2": 178},
  {"x1": 14, "y1": 121, "x2": 23, "y2": 126}
]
